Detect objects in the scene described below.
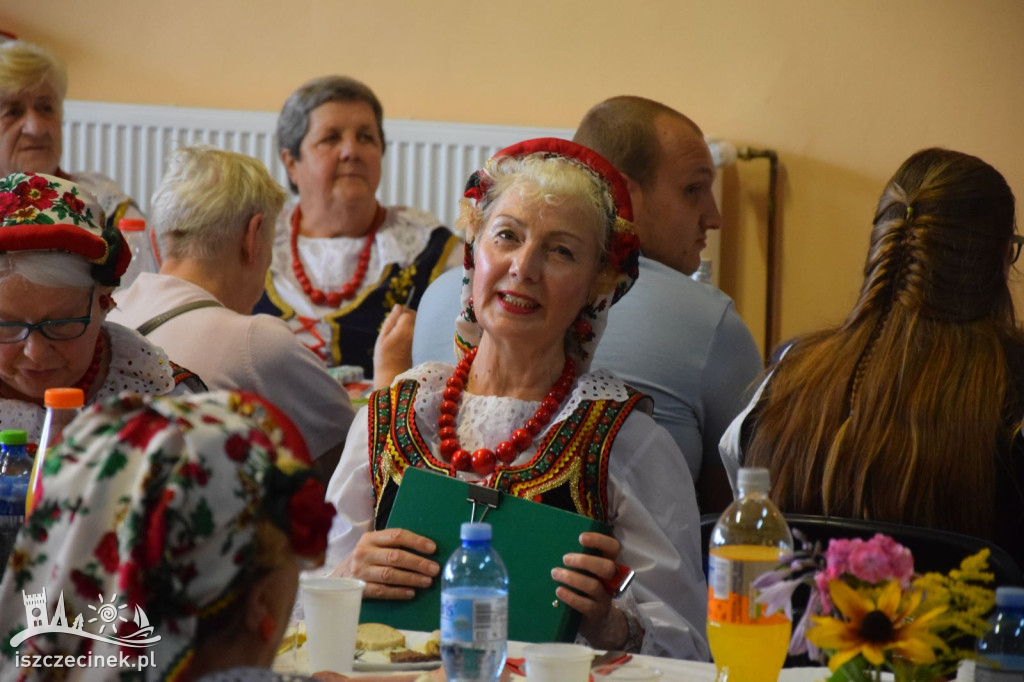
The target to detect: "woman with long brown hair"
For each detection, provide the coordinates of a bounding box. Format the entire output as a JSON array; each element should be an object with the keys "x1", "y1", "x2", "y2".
[{"x1": 721, "y1": 148, "x2": 1024, "y2": 565}]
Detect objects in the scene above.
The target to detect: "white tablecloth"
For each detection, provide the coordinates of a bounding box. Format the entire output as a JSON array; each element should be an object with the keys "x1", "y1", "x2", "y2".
[
  {"x1": 275, "y1": 631, "x2": 830, "y2": 682},
  {"x1": 506, "y1": 641, "x2": 829, "y2": 682}
]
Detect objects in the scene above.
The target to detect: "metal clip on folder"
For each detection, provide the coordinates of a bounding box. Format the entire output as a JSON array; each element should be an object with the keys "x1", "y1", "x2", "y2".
[{"x1": 467, "y1": 484, "x2": 501, "y2": 523}]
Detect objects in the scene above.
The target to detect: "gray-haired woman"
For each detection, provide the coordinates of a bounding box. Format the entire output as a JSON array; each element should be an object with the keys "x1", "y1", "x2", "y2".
[{"x1": 254, "y1": 75, "x2": 462, "y2": 378}]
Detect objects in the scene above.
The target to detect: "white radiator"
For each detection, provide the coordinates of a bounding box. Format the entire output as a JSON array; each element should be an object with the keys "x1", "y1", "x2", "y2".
[
  {"x1": 61, "y1": 100, "x2": 573, "y2": 226},
  {"x1": 61, "y1": 101, "x2": 734, "y2": 285}
]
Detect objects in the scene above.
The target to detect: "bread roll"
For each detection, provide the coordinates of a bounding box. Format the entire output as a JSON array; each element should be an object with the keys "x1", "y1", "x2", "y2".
[{"x1": 356, "y1": 623, "x2": 406, "y2": 651}]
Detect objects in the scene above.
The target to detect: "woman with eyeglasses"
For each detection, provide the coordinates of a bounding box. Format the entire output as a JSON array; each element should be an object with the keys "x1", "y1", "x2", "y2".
[
  {"x1": 720, "y1": 148, "x2": 1024, "y2": 566},
  {"x1": 0, "y1": 172, "x2": 202, "y2": 446}
]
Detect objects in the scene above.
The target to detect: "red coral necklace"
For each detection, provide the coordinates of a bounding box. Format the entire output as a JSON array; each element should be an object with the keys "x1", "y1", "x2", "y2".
[
  {"x1": 290, "y1": 203, "x2": 385, "y2": 307},
  {"x1": 437, "y1": 347, "x2": 576, "y2": 476}
]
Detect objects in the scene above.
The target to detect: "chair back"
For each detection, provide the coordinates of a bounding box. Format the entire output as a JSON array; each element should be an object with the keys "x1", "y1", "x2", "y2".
[{"x1": 700, "y1": 512, "x2": 1023, "y2": 585}]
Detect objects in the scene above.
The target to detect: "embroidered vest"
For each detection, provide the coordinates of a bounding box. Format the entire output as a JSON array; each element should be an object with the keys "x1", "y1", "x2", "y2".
[
  {"x1": 368, "y1": 378, "x2": 646, "y2": 529},
  {"x1": 255, "y1": 226, "x2": 460, "y2": 373}
]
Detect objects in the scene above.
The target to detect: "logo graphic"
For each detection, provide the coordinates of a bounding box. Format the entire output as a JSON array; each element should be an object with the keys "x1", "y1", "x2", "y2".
[{"x1": 10, "y1": 587, "x2": 162, "y2": 648}]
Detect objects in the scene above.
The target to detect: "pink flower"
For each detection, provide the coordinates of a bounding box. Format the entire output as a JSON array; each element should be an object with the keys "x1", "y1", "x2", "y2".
[
  {"x1": 815, "y1": 570, "x2": 834, "y2": 614},
  {"x1": 848, "y1": 543, "x2": 893, "y2": 583},
  {"x1": 824, "y1": 534, "x2": 914, "y2": 586},
  {"x1": 825, "y1": 538, "x2": 854, "y2": 578},
  {"x1": 874, "y1": 534, "x2": 914, "y2": 584}
]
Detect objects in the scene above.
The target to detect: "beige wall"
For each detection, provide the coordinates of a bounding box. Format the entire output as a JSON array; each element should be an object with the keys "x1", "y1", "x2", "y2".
[{"x1": 6, "y1": 0, "x2": 1024, "y2": 356}]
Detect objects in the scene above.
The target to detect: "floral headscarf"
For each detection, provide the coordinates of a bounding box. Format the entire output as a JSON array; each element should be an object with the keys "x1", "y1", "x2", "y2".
[
  {"x1": 0, "y1": 172, "x2": 130, "y2": 285},
  {"x1": 454, "y1": 138, "x2": 641, "y2": 373},
  {"x1": 0, "y1": 391, "x2": 335, "y2": 681}
]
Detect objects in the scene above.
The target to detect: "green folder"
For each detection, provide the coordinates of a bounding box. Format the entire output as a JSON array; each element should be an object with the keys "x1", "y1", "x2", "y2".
[{"x1": 358, "y1": 467, "x2": 611, "y2": 642}]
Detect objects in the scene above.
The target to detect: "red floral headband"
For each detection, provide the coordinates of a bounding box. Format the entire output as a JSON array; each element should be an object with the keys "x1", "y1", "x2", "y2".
[
  {"x1": 462, "y1": 138, "x2": 639, "y2": 278},
  {"x1": 463, "y1": 137, "x2": 633, "y2": 221}
]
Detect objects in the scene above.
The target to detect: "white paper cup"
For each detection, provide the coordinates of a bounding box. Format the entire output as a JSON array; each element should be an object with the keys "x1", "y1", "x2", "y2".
[
  {"x1": 523, "y1": 643, "x2": 593, "y2": 682},
  {"x1": 300, "y1": 576, "x2": 365, "y2": 674}
]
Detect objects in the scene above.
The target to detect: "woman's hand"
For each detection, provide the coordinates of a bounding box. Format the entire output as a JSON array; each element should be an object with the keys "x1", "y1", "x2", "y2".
[
  {"x1": 552, "y1": 532, "x2": 629, "y2": 650},
  {"x1": 373, "y1": 304, "x2": 416, "y2": 390},
  {"x1": 334, "y1": 528, "x2": 439, "y2": 599}
]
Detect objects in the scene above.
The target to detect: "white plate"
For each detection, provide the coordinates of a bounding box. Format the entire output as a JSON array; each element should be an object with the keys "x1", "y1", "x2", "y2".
[
  {"x1": 354, "y1": 631, "x2": 443, "y2": 672},
  {"x1": 353, "y1": 655, "x2": 443, "y2": 672}
]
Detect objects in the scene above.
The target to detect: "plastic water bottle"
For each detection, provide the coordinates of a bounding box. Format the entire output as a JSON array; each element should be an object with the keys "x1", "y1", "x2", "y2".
[
  {"x1": 976, "y1": 586, "x2": 1024, "y2": 682},
  {"x1": 117, "y1": 217, "x2": 159, "y2": 289},
  {"x1": 0, "y1": 429, "x2": 31, "y2": 579},
  {"x1": 441, "y1": 522, "x2": 509, "y2": 682},
  {"x1": 26, "y1": 388, "x2": 84, "y2": 518},
  {"x1": 707, "y1": 467, "x2": 793, "y2": 682}
]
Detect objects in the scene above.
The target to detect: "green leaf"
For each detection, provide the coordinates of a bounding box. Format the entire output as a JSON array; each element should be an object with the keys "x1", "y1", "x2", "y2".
[
  {"x1": 98, "y1": 450, "x2": 129, "y2": 479},
  {"x1": 191, "y1": 498, "x2": 214, "y2": 537}
]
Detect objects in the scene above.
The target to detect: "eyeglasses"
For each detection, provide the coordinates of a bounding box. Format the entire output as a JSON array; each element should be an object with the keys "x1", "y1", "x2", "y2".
[
  {"x1": 0, "y1": 287, "x2": 94, "y2": 344},
  {"x1": 1012, "y1": 235, "x2": 1024, "y2": 265}
]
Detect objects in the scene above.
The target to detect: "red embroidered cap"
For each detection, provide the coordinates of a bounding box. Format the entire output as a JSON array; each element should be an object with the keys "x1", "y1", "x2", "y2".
[{"x1": 0, "y1": 172, "x2": 131, "y2": 285}]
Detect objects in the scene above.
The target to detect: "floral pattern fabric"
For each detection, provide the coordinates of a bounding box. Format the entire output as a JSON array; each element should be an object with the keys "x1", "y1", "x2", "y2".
[
  {"x1": 0, "y1": 172, "x2": 130, "y2": 286},
  {"x1": 0, "y1": 391, "x2": 335, "y2": 682}
]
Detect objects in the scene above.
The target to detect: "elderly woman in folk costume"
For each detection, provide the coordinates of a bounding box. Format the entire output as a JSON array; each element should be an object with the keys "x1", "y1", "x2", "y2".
[
  {"x1": 326, "y1": 139, "x2": 708, "y2": 660},
  {"x1": 0, "y1": 391, "x2": 338, "y2": 681},
  {"x1": 0, "y1": 172, "x2": 202, "y2": 446},
  {"x1": 254, "y1": 75, "x2": 462, "y2": 379}
]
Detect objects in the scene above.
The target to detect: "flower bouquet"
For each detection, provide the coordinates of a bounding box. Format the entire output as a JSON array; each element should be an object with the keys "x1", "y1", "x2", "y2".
[{"x1": 754, "y1": 533, "x2": 995, "y2": 682}]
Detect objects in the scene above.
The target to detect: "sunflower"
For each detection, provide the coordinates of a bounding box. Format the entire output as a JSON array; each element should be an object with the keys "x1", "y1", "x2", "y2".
[{"x1": 807, "y1": 580, "x2": 947, "y2": 671}]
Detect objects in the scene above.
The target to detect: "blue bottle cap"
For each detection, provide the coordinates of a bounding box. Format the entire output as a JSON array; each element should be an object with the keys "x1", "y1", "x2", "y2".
[
  {"x1": 0, "y1": 430, "x2": 27, "y2": 446},
  {"x1": 460, "y1": 522, "x2": 492, "y2": 542},
  {"x1": 995, "y1": 586, "x2": 1024, "y2": 608}
]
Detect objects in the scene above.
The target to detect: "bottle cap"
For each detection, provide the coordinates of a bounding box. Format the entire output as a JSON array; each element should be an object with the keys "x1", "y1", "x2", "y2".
[
  {"x1": 118, "y1": 218, "x2": 146, "y2": 232},
  {"x1": 43, "y1": 387, "x2": 85, "y2": 409},
  {"x1": 737, "y1": 467, "x2": 771, "y2": 495},
  {"x1": 460, "y1": 522, "x2": 492, "y2": 542},
  {"x1": 0, "y1": 429, "x2": 27, "y2": 446},
  {"x1": 994, "y1": 586, "x2": 1024, "y2": 608}
]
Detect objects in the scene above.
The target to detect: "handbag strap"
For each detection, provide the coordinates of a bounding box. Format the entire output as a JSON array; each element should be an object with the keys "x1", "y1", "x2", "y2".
[{"x1": 135, "y1": 299, "x2": 223, "y2": 336}]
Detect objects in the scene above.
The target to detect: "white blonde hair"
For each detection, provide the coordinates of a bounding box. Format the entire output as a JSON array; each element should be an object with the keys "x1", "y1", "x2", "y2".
[
  {"x1": 151, "y1": 145, "x2": 286, "y2": 261},
  {"x1": 456, "y1": 154, "x2": 617, "y2": 259},
  {"x1": 0, "y1": 40, "x2": 68, "y2": 99}
]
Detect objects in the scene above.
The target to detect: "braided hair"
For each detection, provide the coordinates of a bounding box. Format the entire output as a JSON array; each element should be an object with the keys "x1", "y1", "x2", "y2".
[{"x1": 745, "y1": 148, "x2": 1023, "y2": 537}]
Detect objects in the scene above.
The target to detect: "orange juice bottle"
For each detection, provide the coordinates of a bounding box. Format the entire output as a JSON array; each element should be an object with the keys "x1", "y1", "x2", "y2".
[
  {"x1": 25, "y1": 388, "x2": 84, "y2": 519},
  {"x1": 707, "y1": 467, "x2": 793, "y2": 682}
]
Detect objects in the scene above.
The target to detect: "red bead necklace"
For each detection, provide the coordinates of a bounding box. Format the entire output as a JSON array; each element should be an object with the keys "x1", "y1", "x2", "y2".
[
  {"x1": 437, "y1": 347, "x2": 577, "y2": 476},
  {"x1": 290, "y1": 204, "x2": 385, "y2": 307},
  {"x1": 74, "y1": 332, "x2": 105, "y2": 396}
]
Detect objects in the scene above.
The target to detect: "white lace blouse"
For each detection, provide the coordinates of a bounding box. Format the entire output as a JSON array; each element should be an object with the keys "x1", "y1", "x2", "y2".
[{"x1": 268, "y1": 199, "x2": 461, "y2": 322}]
